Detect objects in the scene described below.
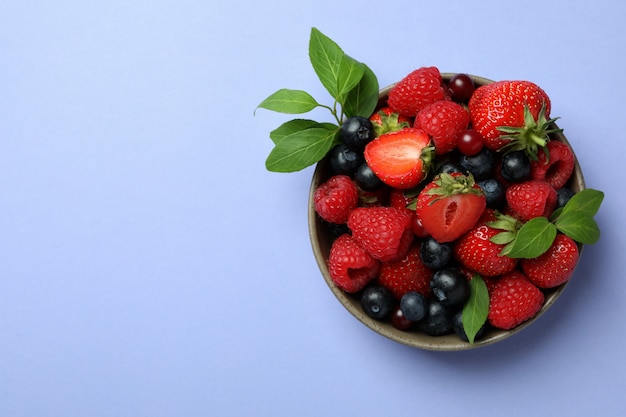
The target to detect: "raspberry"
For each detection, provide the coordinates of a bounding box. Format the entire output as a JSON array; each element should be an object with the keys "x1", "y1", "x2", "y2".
[
  {"x1": 505, "y1": 180, "x2": 557, "y2": 221},
  {"x1": 387, "y1": 67, "x2": 447, "y2": 117},
  {"x1": 488, "y1": 271, "x2": 545, "y2": 330},
  {"x1": 378, "y1": 243, "x2": 433, "y2": 299},
  {"x1": 530, "y1": 140, "x2": 575, "y2": 189},
  {"x1": 314, "y1": 175, "x2": 359, "y2": 223},
  {"x1": 327, "y1": 234, "x2": 380, "y2": 293},
  {"x1": 414, "y1": 100, "x2": 470, "y2": 155},
  {"x1": 347, "y1": 206, "x2": 414, "y2": 262}
]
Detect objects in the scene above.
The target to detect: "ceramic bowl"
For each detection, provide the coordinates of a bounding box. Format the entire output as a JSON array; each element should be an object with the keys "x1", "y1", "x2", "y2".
[{"x1": 308, "y1": 73, "x2": 585, "y2": 351}]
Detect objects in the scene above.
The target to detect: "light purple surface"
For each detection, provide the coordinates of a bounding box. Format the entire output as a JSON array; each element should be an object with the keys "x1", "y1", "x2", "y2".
[{"x1": 1, "y1": 0, "x2": 624, "y2": 416}]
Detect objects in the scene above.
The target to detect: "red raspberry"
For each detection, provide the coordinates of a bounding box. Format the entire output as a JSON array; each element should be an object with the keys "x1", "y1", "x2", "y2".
[
  {"x1": 378, "y1": 243, "x2": 434, "y2": 299},
  {"x1": 531, "y1": 140, "x2": 575, "y2": 189},
  {"x1": 414, "y1": 100, "x2": 470, "y2": 155},
  {"x1": 314, "y1": 175, "x2": 359, "y2": 223},
  {"x1": 327, "y1": 234, "x2": 380, "y2": 293},
  {"x1": 505, "y1": 180, "x2": 557, "y2": 221},
  {"x1": 387, "y1": 67, "x2": 447, "y2": 117},
  {"x1": 347, "y1": 206, "x2": 414, "y2": 262},
  {"x1": 488, "y1": 270, "x2": 545, "y2": 330}
]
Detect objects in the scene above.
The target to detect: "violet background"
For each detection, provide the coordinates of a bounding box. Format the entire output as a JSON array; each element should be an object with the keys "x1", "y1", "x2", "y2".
[{"x1": 1, "y1": 0, "x2": 624, "y2": 416}]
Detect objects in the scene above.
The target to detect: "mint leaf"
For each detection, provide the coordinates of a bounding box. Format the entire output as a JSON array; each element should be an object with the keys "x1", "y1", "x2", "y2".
[
  {"x1": 335, "y1": 55, "x2": 365, "y2": 104},
  {"x1": 343, "y1": 63, "x2": 379, "y2": 118},
  {"x1": 309, "y1": 28, "x2": 345, "y2": 100},
  {"x1": 501, "y1": 216, "x2": 557, "y2": 258},
  {"x1": 462, "y1": 275, "x2": 489, "y2": 344},
  {"x1": 490, "y1": 231, "x2": 516, "y2": 245},
  {"x1": 265, "y1": 126, "x2": 339, "y2": 172},
  {"x1": 561, "y1": 188, "x2": 604, "y2": 217},
  {"x1": 257, "y1": 89, "x2": 320, "y2": 114},
  {"x1": 270, "y1": 119, "x2": 319, "y2": 143},
  {"x1": 555, "y1": 212, "x2": 600, "y2": 244}
]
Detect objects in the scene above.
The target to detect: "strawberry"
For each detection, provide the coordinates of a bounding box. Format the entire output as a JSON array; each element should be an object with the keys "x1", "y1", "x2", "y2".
[
  {"x1": 468, "y1": 80, "x2": 560, "y2": 157},
  {"x1": 378, "y1": 243, "x2": 434, "y2": 299},
  {"x1": 347, "y1": 206, "x2": 414, "y2": 262},
  {"x1": 415, "y1": 173, "x2": 486, "y2": 243},
  {"x1": 387, "y1": 66, "x2": 447, "y2": 117},
  {"x1": 487, "y1": 270, "x2": 545, "y2": 330},
  {"x1": 327, "y1": 234, "x2": 380, "y2": 293},
  {"x1": 414, "y1": 100, "x2": 470, "y2": 155},
  {"x1": 369, "y1": 107, "x2": 412, "y2": 136},
  {"x1": 363, "y1": 128, "x2": 434, "y2": 189},
  {"x1": 505, "y1": 180, "x2": 557, "y2": 221},
  {"x1": 453, "y1": 209, "x2": 518, "y2": 277},
  {"x1": 530, "y1": 140, "x2": 575, "y2": 189},
  {"x1": 314, "y1": 175, "x2": 359, "y2": 223},
  {"x1": 520, "y1": 234, "x2": 580, "y2": 288}
]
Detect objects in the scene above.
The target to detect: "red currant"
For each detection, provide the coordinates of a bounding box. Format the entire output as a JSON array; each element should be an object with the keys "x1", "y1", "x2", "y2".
[
  {"x1": 411, "y1": 215, "x2": 429, "y2": 238},
  {"x1": 390, "y1": 305, "x2": 413, "y2": 330},
  {"x1": 448, "y1": 73, "x2": 475, "y2": 102},
  {"x1": 457, "y1": 129, "x2": 484, "y2": 156}
]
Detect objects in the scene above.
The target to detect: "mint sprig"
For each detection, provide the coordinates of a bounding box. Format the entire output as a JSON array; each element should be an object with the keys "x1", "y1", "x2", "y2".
[
  {"x1": 462, "y1": 274, "x2": 489, "y2": 344},
  {"x1": 491, "y1": 188, "x2": 604, "y2": 259},
  {"x1": 256, "y1": 28, "x2": 379, "y2": 173}
]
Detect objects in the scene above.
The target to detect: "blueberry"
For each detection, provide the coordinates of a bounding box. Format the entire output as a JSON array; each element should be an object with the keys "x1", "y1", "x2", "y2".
[
  {"x1": 360, "y1": 285, "x2": 394, "y2": 320},
  {"x1": 355, "y1": 163, "x2": 385, "y2": 191},
  {"x1": 329, "y1": 143, "x2": 364, "y2": 175},
  {"x1": 501, "y1": 150, "x2": 531, "y2": 182},
  {"x1": 437, "y1": 160, "x2": 464, "y2": 175},
  {"x1": 459, "y1": 147, "x2": 495, "y2": 180},
  {"x1": 417, "y1": 300, "x2": 453, "y2": 336},
  {"x1": 452, "y1": 310, "x2": 487, "y2": 343},
  {"x1": 478, "y1": 178, "x2": 506, "y2": 208},
  {"x1": 556, "y1": 187, "x2": 576, "y2": 209},
  {"x1": 400, "y1": 291, "x2": 427, "y2": 322},
  {"x1": 430, "y1": 267, "x2": 470, "y2": 307},
  {"x1": 420, "y1": 237, "x2": 452, "y2": 269},
  {"x1": 340, "y1": 116, "x2": 375, "y2": 151}
]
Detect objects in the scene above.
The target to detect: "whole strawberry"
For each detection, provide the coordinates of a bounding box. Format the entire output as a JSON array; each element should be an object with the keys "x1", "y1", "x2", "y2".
[
  {"x1": 506, "y1": 180, "x2": 557, "y2": 221},
  {"x1": 453, "y1": 209, "x2": 518, "y2": 277},
  {"x1": 369, "y1": 107, "x2": 412, "y2": 136},
  {"x1": 414, "y1": 100, "x2": 470, "y2": 155},
  {"x1": 468, "y1": 80, "x2": 560, "y2": 157},
  {"x1": 347, "y1": 206, "x2": 414, "y2": 262},
  {"x1": 314, "y1": 175, "x2": 359, "y2": 223},
  {"x1": 327, "y1": 234, "x2": 381, "y2": 293},
  {"x1": 364, "y1": 128, "x2": 434, "y2": 189},
  {"x1": 378, "y1": 243, "x2": 434, "y2": 299},
  {"x1": 520, "y1": 234, "x2": 579, "y2": 288},
  {"x1": 387, "y1": 67, "x2": 447, "y2": 117},
  {"x1": 488, "y1": 270, "x2": 545, "y2": 330},
  {"x1": 530, "y1": 140, "x2": 575, "y2": 189},
  {"x1": 415, "y1": 172, "x2": 486, "y2": 243}
]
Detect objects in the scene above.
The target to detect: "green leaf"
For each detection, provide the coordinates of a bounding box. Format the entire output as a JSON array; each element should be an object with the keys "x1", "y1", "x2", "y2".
[
  {"x1": 490, "y1": 231, "x2": 516, "y2": 245},
  {"x1": 555, "y1": 212, "x2": 601, "y2": 244},
  {"x1": 269, "y1": 119, "x2": 319, "y2": 143},
  {"x1": 462, "y1": 275, "x2": 489, "y2": 344},
  {"x1": 335, "y1": 55, "x2": 365, "y2": 104},
  {"x1": 502, "y1": 217, "x2": 557, "y2": 258},
  {"x1": 257, "y1": 89, "x2": 320, "y2": 114},
  {"x1": 343, "y1": 63, "x2": 379, "y2": 118},
  {"x1": 265, "y1": 126, "x2": 339, "y2": 172},
  {"x1": 561, "y1": 188, "x2": 604, "y2": 217},
  {"x1": 309, "y1": 27, "x2": 345, "y2": 100}
]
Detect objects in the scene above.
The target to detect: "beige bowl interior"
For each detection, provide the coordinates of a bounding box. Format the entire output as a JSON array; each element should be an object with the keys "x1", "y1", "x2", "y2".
[{"x1": 308, "y1": 73, "x2": 586, "y2": 351}]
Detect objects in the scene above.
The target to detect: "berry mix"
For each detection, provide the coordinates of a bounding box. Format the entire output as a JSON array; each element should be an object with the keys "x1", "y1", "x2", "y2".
[{"x1": 258, "y1": 28, "x2": 603, "y2": 345}]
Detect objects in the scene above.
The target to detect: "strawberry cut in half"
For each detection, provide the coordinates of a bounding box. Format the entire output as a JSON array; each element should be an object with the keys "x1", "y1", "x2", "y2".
[
  {"x1": 363, "y1": 128, "x2": 433, "y2": 189},
  {"x1": 415, "y1": 172, "x2": 487, "y2": 243}
]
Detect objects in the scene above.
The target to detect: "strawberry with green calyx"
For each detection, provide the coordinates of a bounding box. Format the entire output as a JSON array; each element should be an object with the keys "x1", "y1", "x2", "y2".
[
  {"x1": 415, "y1": 172, "x2": 487, "y2": 243},
  {"x1": 370, "y1": 107, "x2": 412, "y2": 136},
  {"x1": 364, "y1": 128, "x2": 434, "y2": 190},
  {"x1": 469, "y1": 80, "x2": 562, "y2": 160}
]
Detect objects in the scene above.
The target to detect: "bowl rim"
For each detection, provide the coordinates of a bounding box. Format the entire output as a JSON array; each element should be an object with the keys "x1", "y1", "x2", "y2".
[{"x1": 308, "y1": 73, "x2": 586, "y2": 351}]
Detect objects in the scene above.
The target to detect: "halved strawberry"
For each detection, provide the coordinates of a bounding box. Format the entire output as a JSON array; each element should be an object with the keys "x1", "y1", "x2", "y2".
[
  {"x1": 415, "y1": 172, "x2": 486, "y2": 243},
  {"x1": 363, "y1": 128, "x2": 433, "y2": 189}
]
